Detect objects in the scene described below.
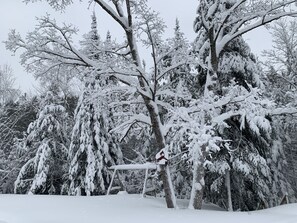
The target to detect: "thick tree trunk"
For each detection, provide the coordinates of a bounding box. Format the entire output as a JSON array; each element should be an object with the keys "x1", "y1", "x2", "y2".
[
  {"x1": 144, "y1": 100, "x2": 176, "y2": 208},
  {"x1": 159, "y1": 164, "x2": 176, "y2": 208}
]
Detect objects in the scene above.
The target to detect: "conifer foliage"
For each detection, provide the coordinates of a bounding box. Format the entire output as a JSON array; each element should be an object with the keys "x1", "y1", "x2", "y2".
[
  {"x1": 68, "y1": 82, "x2": 123, "y2": 196},
  {"x1": 14, "y1": 87, "x2": 69, "y2": 194},
  {"x1": 68, "y1": 14, "x2": 123, "y2": 195}
]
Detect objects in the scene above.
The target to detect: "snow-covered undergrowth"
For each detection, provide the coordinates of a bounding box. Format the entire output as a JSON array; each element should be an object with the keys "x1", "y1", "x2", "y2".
[{"x1": 0, "y1": 194, "x2": 296, "y2": 223}]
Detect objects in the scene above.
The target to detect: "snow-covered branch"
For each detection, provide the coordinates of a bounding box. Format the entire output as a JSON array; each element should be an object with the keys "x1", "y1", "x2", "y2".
[
  {"x1": 5, "y1": 16, "x2": 100, "y2": 80},
  {"x1": 217, "y1": 1, "x2": 297, "y2": 56},
  {"x1": 270, "y1": 108, "x2": 297, "y2": 116},
  {"x1": 111, "y1": 114, "x2": 151, "y2": 141},
  {"x1": 94, "y1": 0, "x2": 129, "y2": 29}
]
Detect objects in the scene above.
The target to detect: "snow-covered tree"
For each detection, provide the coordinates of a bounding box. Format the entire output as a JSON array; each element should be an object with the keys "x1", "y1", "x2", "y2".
[
  {"x1": 188, "y1": 0, "x2": 297, "y2": 210},
  {"x1": 195, "y1": 36, "x2": 275, "y2": 211},
  {"x1": 0, "y1": 95, "x2": 38, "y2": 193},
  {"x1": 194, "y1": 0, "x2": 297, "y2": 96},
  {"x1": 14, "y1": 87, "x2": 69, "y2": 194},
  {"x1": 262, "y1": 19, "x2": 297, "y2": 109},
  {"x1": 166, "y1": 81, "x2": 277, "y2": 210},
  {"x1": 68, "y1": 14, "x2": 123, "y2": 195},
  {"x1": 0, "y1": 65, "x2": 20, "y2": 106},
  {"x1": 263, "y1": 19, "x2": 297, "y2": 198},
  {"x1": 6, "y1": 0, "x2": 196, "y2": 208},
  {"x1": 68, "y1": 83, "x2": 123, "y2": 195},
  {"x1": 6, "y1": 17, "x2": 81, "y2": 96},
  {"x1": 164, "y1": 19, "x2": 195, "y2": 99}
]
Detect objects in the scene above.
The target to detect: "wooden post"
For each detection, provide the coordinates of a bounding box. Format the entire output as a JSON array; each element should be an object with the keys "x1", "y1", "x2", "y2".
[
  {"x1": 142, "y1": 168, "x2": 149, "y2": 198},
  {"x1": 107, "y1": 169, "x2": 117, "y2": 195},
  {"x1": 280, "y1": 193, "x2": 289, "y2": 205}
]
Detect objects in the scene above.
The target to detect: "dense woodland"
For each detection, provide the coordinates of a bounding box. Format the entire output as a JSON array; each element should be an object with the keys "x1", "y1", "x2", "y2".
[{"x1": 1, "y1": 0, "x2": 297, "y2": 211}]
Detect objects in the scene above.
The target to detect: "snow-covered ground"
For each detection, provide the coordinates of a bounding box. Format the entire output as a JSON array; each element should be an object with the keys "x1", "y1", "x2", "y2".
[{"x1": 0, "y1": 194, "x2": 296, "y2": 223}]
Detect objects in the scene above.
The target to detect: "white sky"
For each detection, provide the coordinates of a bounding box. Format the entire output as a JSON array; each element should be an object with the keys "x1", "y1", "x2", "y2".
[{"x1": 0, "y1": 1, "x2": 272, "y2": 93}]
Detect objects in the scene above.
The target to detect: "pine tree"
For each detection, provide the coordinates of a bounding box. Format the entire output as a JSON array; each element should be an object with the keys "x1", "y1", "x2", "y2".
[
  {"x1": 199, "y1": 36, "x2": 274, "y2": 211},
  {"x1": 14, "y1": 87, "x2": 69, "y2": 194},
  {"x1": 80, "y1": 12, "x2": 101, "y2": 61},
  {"x1": 163, "y1": 19, "x2": 196, "y2": 103},
  {"x1": 68, "y1": 83, "x2": 123, "y2": 195},
  {"x1": 68, "y1": 13, "x2": 123, "y2": 196}
]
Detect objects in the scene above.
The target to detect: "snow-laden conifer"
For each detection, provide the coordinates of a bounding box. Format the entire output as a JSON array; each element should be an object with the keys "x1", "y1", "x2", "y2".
[
  {"x1": 190, "y1": 0, "x2": 296, "y2": 210},
  {"x1": 14, "y1": 87, "x2": 69, "y2": 194},
  {"x1": 68, "y1": 82, "x2": 123, "y2": 195},
  {"x1": 68, "y1": 14, "x2": 123, "y2": 195}
]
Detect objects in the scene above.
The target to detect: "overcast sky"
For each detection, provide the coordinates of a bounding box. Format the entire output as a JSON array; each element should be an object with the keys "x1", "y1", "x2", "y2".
[{"x1": 0, "y1": 1, "x2": 272, "y2": 93}]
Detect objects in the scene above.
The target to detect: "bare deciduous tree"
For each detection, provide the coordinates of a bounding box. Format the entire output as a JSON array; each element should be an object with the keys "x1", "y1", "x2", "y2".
[{"x1": 0, "y1": 65, "x2": 20, "y2": 105}]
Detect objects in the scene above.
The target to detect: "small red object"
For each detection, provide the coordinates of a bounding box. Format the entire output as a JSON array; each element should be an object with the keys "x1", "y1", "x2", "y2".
[{"x1": 155, "y1": 149, "x2": 168, "y2": 165}]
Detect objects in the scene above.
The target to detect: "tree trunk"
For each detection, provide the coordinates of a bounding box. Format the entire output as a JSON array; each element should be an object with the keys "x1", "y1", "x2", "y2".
[
  {"x1": 144, "y1": 100, "x2": 176, "y2": 208},
  {"x1": 204, "y1": 27, "x2": 221, "y2": 96},
  {"x1": 159, "y1": 164, "x2": 176, "y2": 208},
  {"x1": 189, "y1": 158, "x2": 205, "y2": 209},
  {"x1": 225, "y1": 169, "x2": 233, "y2": 211},
  {"x1": 126, "y1": 29, "x2": 177, "y2": 209}
]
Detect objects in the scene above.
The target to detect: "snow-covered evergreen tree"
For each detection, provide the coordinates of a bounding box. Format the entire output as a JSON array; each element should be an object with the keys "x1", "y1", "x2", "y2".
[
  {"x1": 165, "y1": 19, "x2": 195, "y2": 99},
  {"x1": 14, "y1": 87, "x2": 69, "y2": 194},
  {"x1": 68, "y1": 83, "x2": 123, "y2": 195},
  {"x1": 195, "y1": 36, "x2": 275, "y2": 210},
  {"x1": 187, "y1": 0, "x2": 297, "y2": 210},
  {"x1": 68, "y1": 14, "x2": 123, "y2": 196}
]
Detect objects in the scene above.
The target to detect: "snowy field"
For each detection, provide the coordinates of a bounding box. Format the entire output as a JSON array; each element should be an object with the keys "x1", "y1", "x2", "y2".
[{"x1": 0, "y1": 194, "x2": 296, "y2": 223}]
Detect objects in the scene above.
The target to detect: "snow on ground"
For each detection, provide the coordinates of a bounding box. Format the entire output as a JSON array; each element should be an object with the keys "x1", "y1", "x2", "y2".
[{"x1": 0, "y1": 194, "x2": 296, "y2": 223}]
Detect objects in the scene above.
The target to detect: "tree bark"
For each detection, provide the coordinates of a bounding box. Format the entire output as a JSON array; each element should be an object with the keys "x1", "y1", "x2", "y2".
[
  {"x1": 188, "y1": 143, "x2": 208, "y2": 210},
  {"x1": 125, "y1": 7, "x2": 176, "y2": 209},
  {"x1": 159, "y1": 164, "x2": 176, "y2": 208},
  {"x1": 126, "y1": 36, "x2": 176, "y2": 208},
  {"x1": 189, "y1": 160, "x2": 205, "y2": 209},
  {"x1": 204, "y1": 27, "x2": 221, "y2": 96},
  {"x1": 225, "y1": 169, "x2": 233, "y2": 211},
  {"x1": 144, "y1": 100, "x2": 176, "y2": 208}
]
